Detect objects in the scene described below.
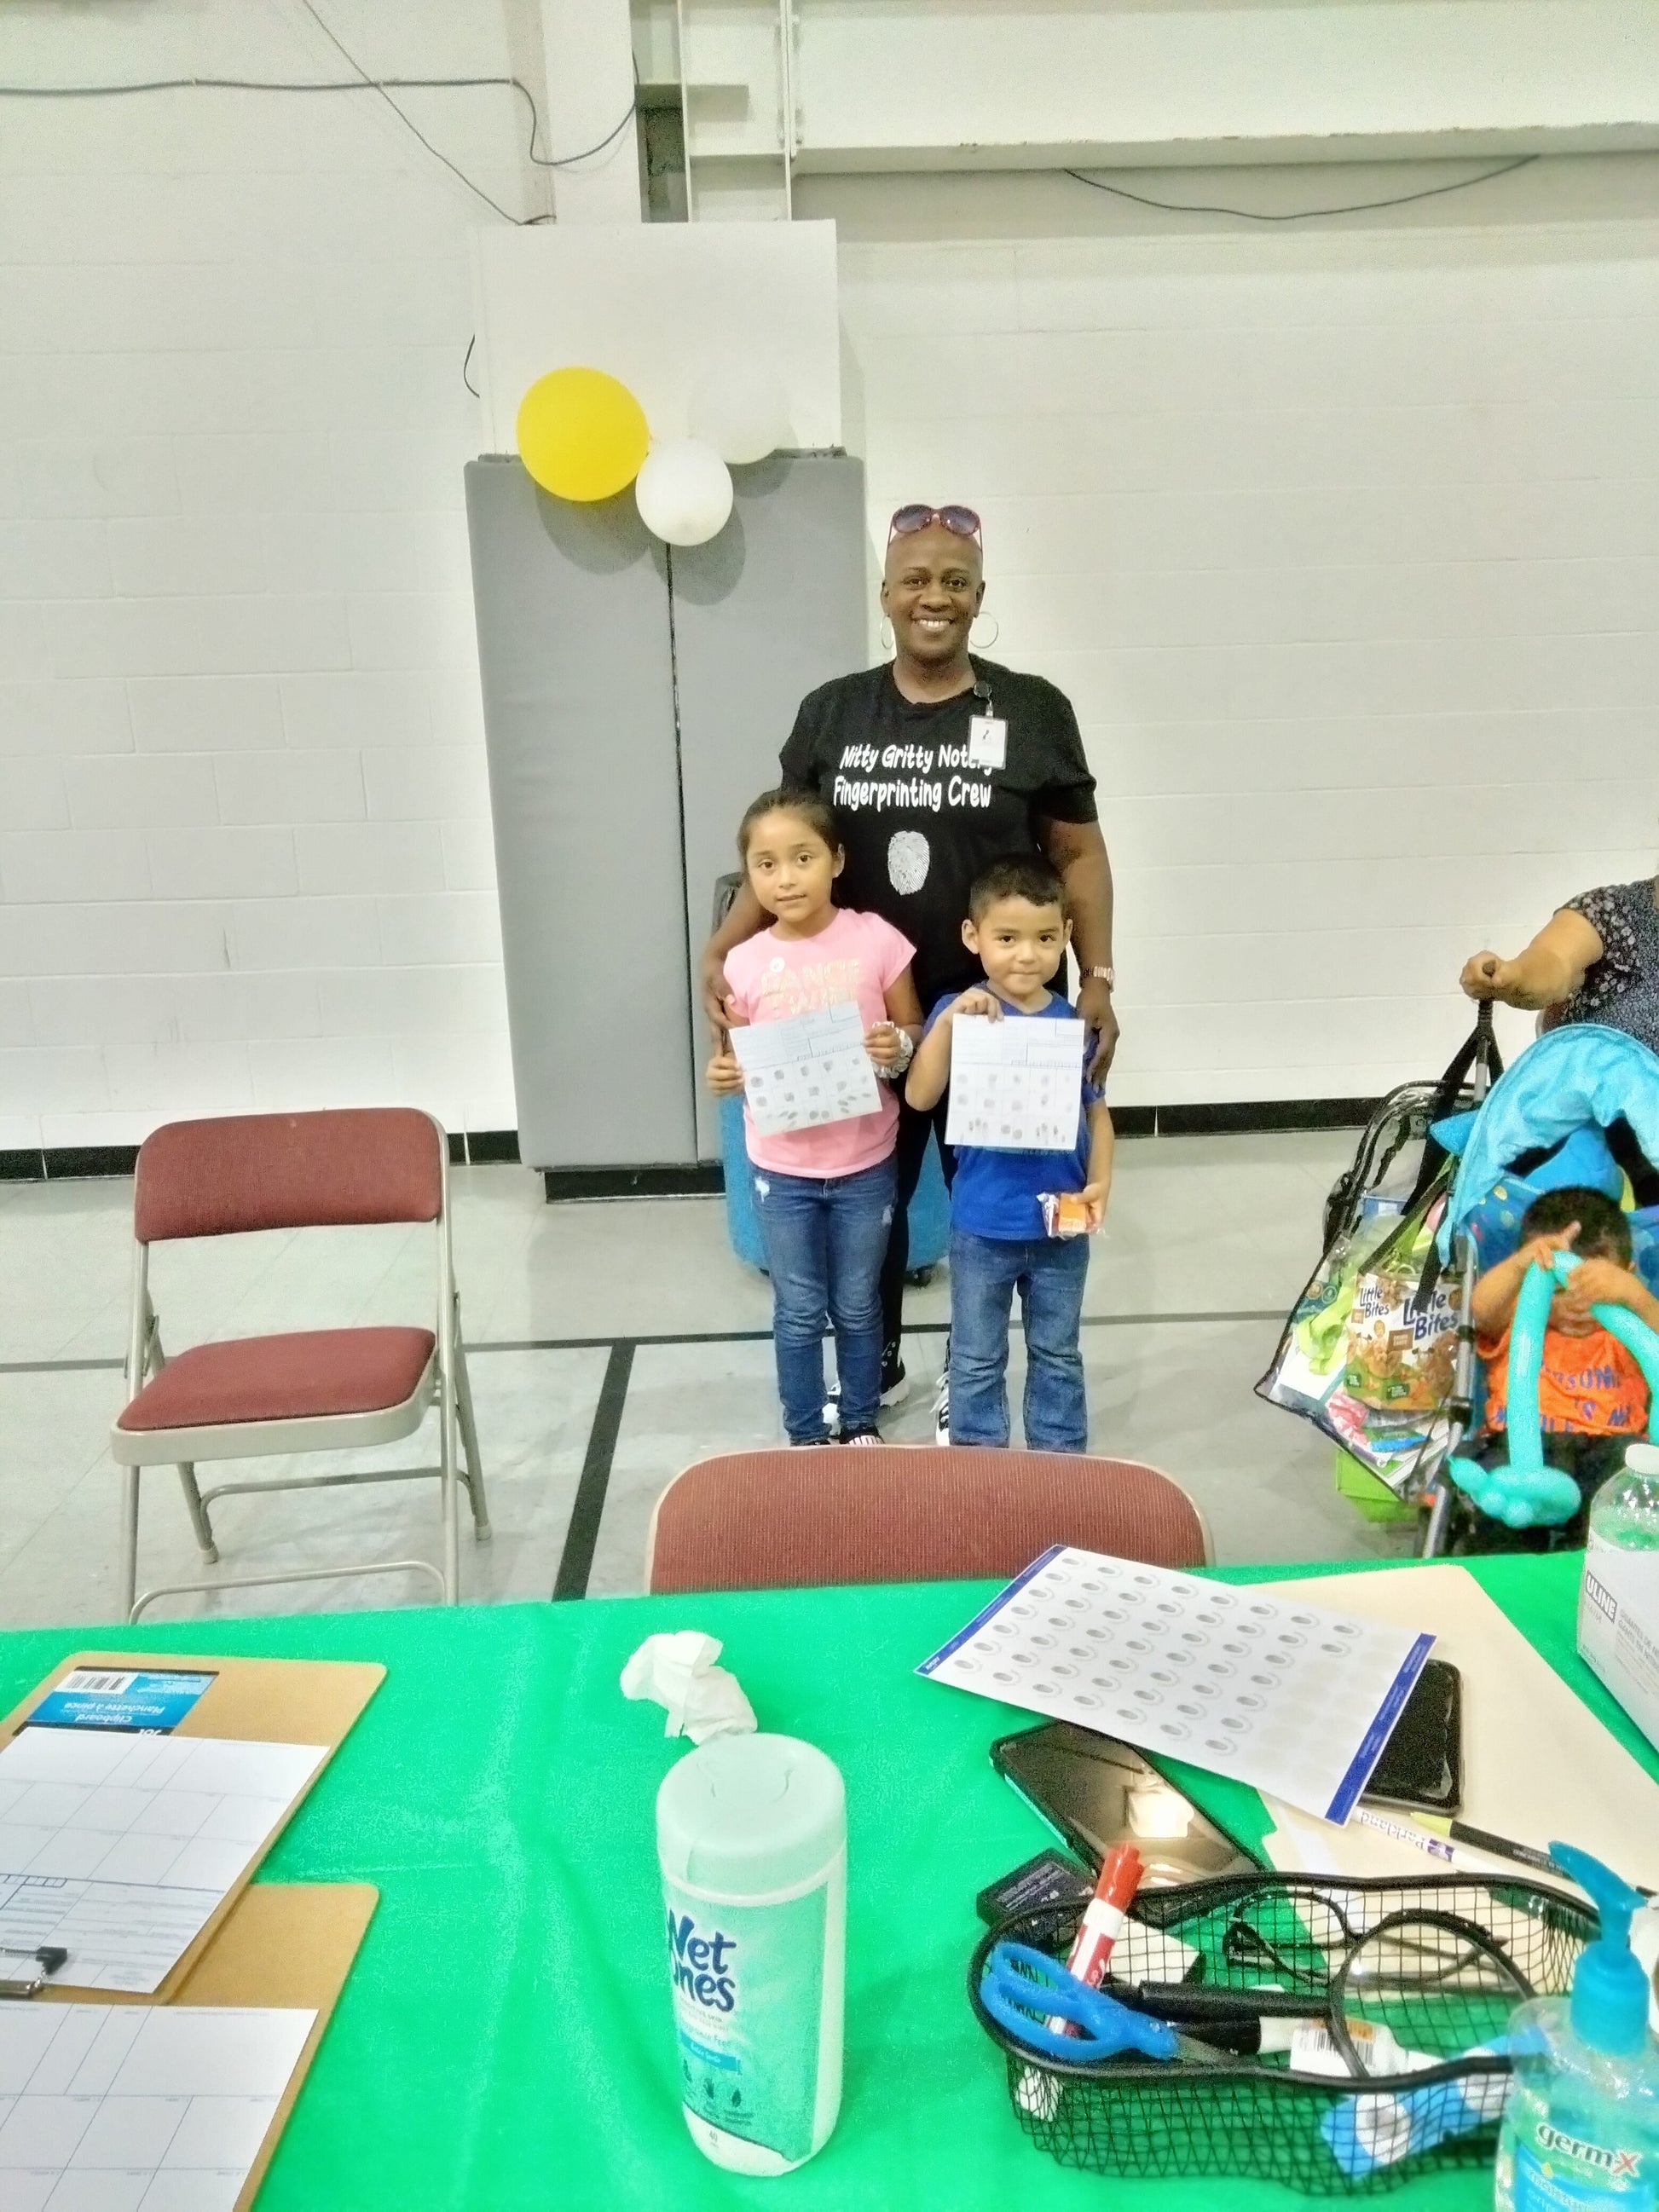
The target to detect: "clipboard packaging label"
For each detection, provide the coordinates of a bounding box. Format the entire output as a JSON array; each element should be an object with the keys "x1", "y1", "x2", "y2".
[{"x1": 26, "y1": 1667, "x2": 217, "y2": 1734}]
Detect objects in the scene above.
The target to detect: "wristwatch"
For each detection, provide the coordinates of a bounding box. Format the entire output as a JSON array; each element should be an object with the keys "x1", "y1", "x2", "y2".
[{"x1": 1084, "y1": 966, "x2": 1115, "y2": 989}]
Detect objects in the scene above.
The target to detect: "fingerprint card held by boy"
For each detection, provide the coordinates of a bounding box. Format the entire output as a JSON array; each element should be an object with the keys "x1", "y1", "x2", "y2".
[{"x1": 906, "y1": 855, "x2": 1113, "y2": 1453}]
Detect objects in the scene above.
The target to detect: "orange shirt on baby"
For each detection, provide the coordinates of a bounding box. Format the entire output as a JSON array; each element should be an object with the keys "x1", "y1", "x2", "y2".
[{"x1": 1478, "y1": 1320, "x2": 1650, "y2": 1436}]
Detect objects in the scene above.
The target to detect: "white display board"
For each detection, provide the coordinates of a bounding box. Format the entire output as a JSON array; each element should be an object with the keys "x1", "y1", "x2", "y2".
[{"x1": 469, "y1": 222, "x2": 842, "y2": 455}]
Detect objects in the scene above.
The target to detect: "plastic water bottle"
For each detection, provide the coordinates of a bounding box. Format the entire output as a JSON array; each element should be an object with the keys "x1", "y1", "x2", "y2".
[
  {"x1": 1493, "y1": 1843, "x2": 1659, "y2": 2210},
  {"x1": 656, "y1": 1732, "x2": 845, "y2": 2176},
  {"x1": 1588, "y1": 1444, "x2": 1659, "y2": 1553},
  {"x1": 1580, "y1": 1443, "x2": 1659, "y2": 1757}
]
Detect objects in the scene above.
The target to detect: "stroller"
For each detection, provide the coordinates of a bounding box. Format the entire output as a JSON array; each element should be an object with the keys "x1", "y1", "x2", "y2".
[{"x1": 1257, "y1": 1014, "x2": 1659, "y2": 1556}]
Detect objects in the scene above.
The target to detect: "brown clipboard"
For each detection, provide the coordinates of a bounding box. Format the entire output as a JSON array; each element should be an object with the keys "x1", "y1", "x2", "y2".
[
  {"x1": 40, "y1": 1880, "x2": 379, "y2": 2212},
  {"x1": 1, "y1": 1649, "x2": 384, "y2": 1999}
]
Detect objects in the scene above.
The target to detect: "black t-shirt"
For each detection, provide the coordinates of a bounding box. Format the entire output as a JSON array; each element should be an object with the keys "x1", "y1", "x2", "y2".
[{"x1": 778, "y1": 659, "x2": 1097, "y2": 1007}]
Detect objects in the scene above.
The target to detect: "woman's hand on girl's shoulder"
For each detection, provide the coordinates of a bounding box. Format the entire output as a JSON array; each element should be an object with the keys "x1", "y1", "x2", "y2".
[{"x1": 705, "y1": 1042, "x2": 745, "y2": 1096}]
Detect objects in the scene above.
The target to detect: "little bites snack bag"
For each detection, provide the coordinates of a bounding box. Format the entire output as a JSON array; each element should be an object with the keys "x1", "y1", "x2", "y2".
[{"x1": 1341, "y1": 1256, "x2": 1457, "y2": 1414}]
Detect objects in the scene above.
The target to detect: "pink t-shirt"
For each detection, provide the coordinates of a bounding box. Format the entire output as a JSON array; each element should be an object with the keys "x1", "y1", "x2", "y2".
[{"x1": 723, "y1": 906, "x2": 916, "y2": 1176}]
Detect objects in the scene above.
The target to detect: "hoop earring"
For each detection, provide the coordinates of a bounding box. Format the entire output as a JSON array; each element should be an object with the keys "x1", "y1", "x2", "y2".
[
  {"x1": 969, "y1": 614, "x2": 1000, "y2": 651},
  {"x1": 878, "y1": 615, "x2": 895, "y2": 654}
]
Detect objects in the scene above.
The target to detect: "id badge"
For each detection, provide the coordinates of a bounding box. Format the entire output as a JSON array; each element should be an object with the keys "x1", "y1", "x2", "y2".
[{"x1": 967, "y1": 714, "x2": 1007, "y2": 771}]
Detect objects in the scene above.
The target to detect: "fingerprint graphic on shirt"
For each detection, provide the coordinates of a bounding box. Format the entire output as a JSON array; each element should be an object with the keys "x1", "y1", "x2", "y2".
[{"x1": 888, "y1": 830, "x2": 930, "y2": 896}]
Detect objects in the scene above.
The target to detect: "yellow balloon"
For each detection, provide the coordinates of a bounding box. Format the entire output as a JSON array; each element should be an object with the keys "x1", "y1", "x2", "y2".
[{"x1": 516, "y1": 367, "x2": 650, "y2": 503}]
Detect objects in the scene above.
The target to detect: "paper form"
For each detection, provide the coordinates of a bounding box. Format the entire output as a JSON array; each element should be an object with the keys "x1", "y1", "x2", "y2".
[
  {"x1": 917, "y1": 1546, "x2": 1434, "y2": 1824},
  {"x1": 0, "y1": 1731, "x2": 327, "y2": 1994},
  {"x1": 729, "y1": 1002, "x2": 882, "y2": 1136},
  {"x1": 0, "y1": 2001, "x2": 315, "y2": 2212},
  {"x1": 944, "y1": 1015, "x2": 1085, "y2": 1152}
]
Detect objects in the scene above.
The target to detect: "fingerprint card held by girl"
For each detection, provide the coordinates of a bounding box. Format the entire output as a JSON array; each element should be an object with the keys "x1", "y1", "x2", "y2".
[{"x1": 708, "y1": 790, "x2": 922, "y2": 1446}]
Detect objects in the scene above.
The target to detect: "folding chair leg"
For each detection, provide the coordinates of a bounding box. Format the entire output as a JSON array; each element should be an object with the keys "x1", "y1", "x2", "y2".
[
  {"x1": 175, "y1": 1462, "x2": 219, "y2": 1565},
  {"x1": 438, "y1": 1382, "x2": 460, "y2": 1605},
  {"x1": 454, "y1": 1336, "x2": 491, "y2": 1540},
  {"x1": 120, "y1": 1465, "x2": 141, "y2": 1623}
]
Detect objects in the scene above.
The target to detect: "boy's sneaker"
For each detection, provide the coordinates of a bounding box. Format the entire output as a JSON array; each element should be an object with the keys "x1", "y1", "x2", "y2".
[
  {"x1": 791, "y1": 1435, "x2": 834, "y2": 1447},
  {"x1": 840, "y1": 1428, "x2": 882, "y2": 1447},
  {"x1": 933, "y1": 1369, "x2": 951, "y2": 1447}
]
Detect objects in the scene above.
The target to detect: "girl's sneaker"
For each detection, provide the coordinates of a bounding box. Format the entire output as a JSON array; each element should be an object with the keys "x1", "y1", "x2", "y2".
[{"x1": 840, "y1": 1429, "x2": 882, "y2": 1446}]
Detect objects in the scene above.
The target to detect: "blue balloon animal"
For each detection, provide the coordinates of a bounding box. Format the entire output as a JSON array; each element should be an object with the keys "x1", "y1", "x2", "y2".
[{"x1": 1448, "y1": 1250, "x2": 1659, "y2": 1528}]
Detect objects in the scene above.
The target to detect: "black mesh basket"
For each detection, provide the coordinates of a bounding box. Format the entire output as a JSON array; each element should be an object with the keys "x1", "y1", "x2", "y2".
[{"x1": 968, "y1": 1872, "x2": 1594, "y2": 2195}]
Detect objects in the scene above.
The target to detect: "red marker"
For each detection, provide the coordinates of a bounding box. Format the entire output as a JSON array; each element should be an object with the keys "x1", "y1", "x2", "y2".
[{"x1": 1048, "y1": 1842, "x2": 1145, "y2": 2038}]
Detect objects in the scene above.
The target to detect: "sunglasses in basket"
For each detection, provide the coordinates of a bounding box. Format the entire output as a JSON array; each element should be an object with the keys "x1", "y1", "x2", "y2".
[{"x1": 887, "y1": 503, "x2": 983, "y2": 547}]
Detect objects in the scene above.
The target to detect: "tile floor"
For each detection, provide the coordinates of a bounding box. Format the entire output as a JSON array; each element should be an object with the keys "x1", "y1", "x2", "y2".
[{"x1": 0, "y1": 1130, "x2": 1415, "y2": 1629}]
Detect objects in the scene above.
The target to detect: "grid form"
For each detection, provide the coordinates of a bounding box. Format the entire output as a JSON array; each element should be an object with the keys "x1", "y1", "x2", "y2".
[
  {"x1": 919, "y1": 1547, "x2": 1432, "y2": 1822},
  {"x1": 729, "y1": 1002, "x2": 882, "y2": 1135},
  {"x1": 0, "y1": 1734, "x2": 327, "y2": 1995},
  {"x1": 945, "y1": 1016, "x2": 1087, "y2": 1152},
  {"x1": 0, "y1": 2001, "x2": 315, "y2": 2212}
]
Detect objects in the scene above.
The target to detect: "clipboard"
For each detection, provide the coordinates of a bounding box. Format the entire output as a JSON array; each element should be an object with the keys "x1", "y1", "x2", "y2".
[
  {"x1": 0, "y1": 1648, "x2": 384, "y2": 1999},
  {"x1": 36, "y1": 1879, "x2": 379, "y2": 2212}
]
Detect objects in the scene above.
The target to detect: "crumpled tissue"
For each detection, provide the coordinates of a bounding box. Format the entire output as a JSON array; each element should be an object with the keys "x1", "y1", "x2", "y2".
[{"x1": 620, "y1": 1630, "x2": 757, "y2": 1744}]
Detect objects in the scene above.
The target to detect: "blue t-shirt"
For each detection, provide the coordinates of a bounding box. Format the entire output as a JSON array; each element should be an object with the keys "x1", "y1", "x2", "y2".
[{"x1": 928, "y1": 990, "x2": 1101, "y2": 1240}]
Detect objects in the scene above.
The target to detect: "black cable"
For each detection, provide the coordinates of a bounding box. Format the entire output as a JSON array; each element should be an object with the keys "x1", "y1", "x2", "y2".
[
  {"x1": 0, "y1": 45, "x2": 635, "y2": 226},
  {"x1": 1065, "y1": 153, "x2": 1539, "y2": 222},
  {"x1": 462, "y1": 334, "x2": 480, "y2": 398},
  {"x1": 292, "y1": 0, "x2": 521, "y2": 222}
]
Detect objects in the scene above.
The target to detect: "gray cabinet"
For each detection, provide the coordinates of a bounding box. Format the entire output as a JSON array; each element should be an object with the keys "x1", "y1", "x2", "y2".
[{"x1": 465, "y1": 453, "x2": 868, "y2": 1173}]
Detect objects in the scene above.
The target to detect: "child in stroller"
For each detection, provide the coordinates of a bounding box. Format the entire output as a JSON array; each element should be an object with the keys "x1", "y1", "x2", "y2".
[{"x1": 1460, "y1": 1185, "x2": 1657, "y2": 1551}]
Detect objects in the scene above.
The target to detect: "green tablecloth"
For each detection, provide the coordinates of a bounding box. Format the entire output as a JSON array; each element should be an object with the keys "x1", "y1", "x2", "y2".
[{"x1": 0, "y1": 1551, "x2": 1645, "y2": 2211}]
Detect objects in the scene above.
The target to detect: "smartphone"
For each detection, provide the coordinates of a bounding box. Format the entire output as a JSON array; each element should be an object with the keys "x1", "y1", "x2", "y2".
[
  {"x1": 991, "y1": 1721, "x2": 1260, "y2": 1891},
  {"x1": 1361, "y1": 1658, "x2": 1463, "y2": 1816}
]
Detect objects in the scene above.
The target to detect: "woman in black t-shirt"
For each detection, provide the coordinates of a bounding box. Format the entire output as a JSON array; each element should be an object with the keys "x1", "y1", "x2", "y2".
[{"x1": 701, "y1": 505, "x2": 1119, "y2": 1412}]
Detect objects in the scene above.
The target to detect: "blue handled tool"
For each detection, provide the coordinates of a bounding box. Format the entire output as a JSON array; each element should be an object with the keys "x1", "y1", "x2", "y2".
[{"x1": 980, "y1": 1942, "x2": 1185, "y2": 2064}]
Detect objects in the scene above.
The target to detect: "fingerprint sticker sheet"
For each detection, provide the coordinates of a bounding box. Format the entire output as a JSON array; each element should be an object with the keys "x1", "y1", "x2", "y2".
[
  {"x1": 944, "y1": 1015, "x2": 1085, "y2": 1152},
  {"x1": 730, "y1": 1002, "x2": 881, "y2": 1136},
  {"x1": 917, "y1": 1546, "x2": 1435, "y2": 1822}
]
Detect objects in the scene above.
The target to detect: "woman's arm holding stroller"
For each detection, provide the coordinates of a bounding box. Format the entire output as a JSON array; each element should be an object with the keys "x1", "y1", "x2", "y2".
[{"x1": 1460, "y1": 910, "x2": 1603, "y2": 1012}]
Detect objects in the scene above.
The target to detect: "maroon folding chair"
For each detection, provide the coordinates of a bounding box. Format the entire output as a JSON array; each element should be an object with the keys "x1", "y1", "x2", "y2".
[
  {"x1": 110, "y1": 1108, "x2": 488, "y2": 1620},
  {"x1": 645, "y1": 1446, "x2": 1211, "y2": 1594}
]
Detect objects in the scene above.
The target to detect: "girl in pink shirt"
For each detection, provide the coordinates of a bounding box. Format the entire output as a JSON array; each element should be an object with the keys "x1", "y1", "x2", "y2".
[{"x1": 708, "y1": 790, "x2": 922, "y2": 1444}]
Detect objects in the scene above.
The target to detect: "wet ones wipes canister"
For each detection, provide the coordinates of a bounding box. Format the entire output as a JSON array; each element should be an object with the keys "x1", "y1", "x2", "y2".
[{"x1": 656, "y1": 1732, "x2": 846, "y2": 2175}]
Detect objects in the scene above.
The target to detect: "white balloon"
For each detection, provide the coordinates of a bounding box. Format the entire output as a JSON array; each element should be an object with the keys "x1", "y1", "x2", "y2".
[
  {"x1": 635, "y1": 438, "x2": 734, "y2": 546},
  {"x1": 686, "y1": 360, "x2": 791, "y2": 465}
]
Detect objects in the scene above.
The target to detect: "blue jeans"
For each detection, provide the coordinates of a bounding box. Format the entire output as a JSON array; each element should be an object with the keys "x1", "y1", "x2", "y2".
[
  {"x1": 948, "y1": 1227, "x2": 1090, "y2": 1453},
  {"x1": 754, "y1": 1157, "x2": 897, "y2": 1444}
]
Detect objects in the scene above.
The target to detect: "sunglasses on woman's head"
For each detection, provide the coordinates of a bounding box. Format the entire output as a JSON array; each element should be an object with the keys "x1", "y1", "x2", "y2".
[{"x1": 887, "y1": 503, "x2": 983, "y2": 547}]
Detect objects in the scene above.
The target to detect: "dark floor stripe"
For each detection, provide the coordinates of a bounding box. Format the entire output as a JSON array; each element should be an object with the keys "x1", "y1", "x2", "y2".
[
  {"x1": 0, "y1": 1309, "x2": 1287, "y2": 1380},
  {"x1": 469, "y1": 1310, "x2": 1284, "y2": 1354},
  {"x1": 552, "y1": 1339, "x2": 635, "y2": 1603}
]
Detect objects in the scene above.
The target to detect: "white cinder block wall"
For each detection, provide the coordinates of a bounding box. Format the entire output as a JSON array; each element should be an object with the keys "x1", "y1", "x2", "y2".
[
  {"x1": 7, "y1": 1, "x2": 1659, "y2": 1144},
  {"x1": 0, "y1": 0, "x2": 523, "y2": 1156},
  {"x1": 823, "y1": 163, "x2": 1659, "y2": 1106}
]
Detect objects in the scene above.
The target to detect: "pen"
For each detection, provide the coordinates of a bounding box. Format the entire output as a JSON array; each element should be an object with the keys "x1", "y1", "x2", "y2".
[
  {"x1": 1351, "y1": 1807, "x2": 1457, "y2": 1863},
  {"x1": 1418, "y1": 1817, "x2": 1562, "y2": 1879},
  {"x1": 1410, "y1": 1817, "x2": 1653, "y2": 1898}
]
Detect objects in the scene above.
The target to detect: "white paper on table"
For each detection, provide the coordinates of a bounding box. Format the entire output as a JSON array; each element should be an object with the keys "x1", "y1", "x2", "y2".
[
  {"x1": 917, "y1": 1546, "x2": 1434, "y2": 1823},
  {"x1": 944, "y1": 1014, "x2": 1085, "y2": 1152},
  {"x1": 0, "y1": 1730, "x2": 327, "y2": 1993},
  {"x1": 729, "y1": 1001, "x2": 881, "y2": 1136},
  {"x1": 0, "y1": 2001, "x2": 315, "y2": 2207}
]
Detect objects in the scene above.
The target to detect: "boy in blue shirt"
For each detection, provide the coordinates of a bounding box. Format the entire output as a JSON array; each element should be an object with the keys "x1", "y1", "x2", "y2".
[{"x1": 906, "y1": 855, "x2": 1113, "y2": 1451}]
